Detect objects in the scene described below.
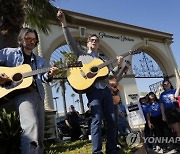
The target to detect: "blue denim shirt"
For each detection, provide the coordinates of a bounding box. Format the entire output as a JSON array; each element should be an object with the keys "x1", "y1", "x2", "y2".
[{"x1": 0, "y1": 47, "x2": 50, "y2": 100}]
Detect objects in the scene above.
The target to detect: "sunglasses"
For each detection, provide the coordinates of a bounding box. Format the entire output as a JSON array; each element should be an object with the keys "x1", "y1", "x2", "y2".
[
  {"x1": 163, "y1": 82, "x2": 170, "y2": 86},
  {"x1": 24, "y1": 37, "x2": 38, "y2": 43},
  {"x1": 88, "y1": 38, "x2": 99, "y2": 43}
]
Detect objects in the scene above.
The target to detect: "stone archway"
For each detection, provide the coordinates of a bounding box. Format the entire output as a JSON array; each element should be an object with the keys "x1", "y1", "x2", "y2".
[{"x1": 35, "y1": 9, "x2": 179, "y2": 110}]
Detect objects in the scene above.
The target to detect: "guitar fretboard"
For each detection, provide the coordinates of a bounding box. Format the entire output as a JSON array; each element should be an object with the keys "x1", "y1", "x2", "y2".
[
  {"x1": 22, "y1": 62, "x2": 82, "y2": 78},
  {"x1": 23, "y1": 67, "x2": 51, "y2": 78},
  {"x1": 98, "y1": 51, "x2": 132, "y2": 69}
]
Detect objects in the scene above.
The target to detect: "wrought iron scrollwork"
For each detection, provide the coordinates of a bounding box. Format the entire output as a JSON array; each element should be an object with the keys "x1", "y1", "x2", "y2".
[{"x1": 133, "y1": 51, "x2": 164, "y2": 78}]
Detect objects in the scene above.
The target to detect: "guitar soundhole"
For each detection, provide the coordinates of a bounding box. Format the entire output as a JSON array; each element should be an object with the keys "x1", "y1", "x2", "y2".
[
  {"x1": 90, "y1": 67, "x2": 98, "y2": 73},
  {"x1": 12, "y1": 73, "x2": 23, "y2": 82}
]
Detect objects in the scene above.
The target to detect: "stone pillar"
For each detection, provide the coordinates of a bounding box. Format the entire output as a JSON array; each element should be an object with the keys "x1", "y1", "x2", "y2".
[
  {"x1": 43, "y1": 84, "x2": 54, "y2": 110},
  {"x1": 36, "y1": 30, "x2": 55, "y2": 110},
  {"x1": 120, "y1": 75, "x2": 139, "y2": 105}
]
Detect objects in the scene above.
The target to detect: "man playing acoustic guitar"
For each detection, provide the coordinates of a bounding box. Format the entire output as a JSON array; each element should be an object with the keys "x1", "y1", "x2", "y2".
[
  {"x1": 57, "y1": 9, "x2": 123, "y2": 154},
  {"x1": 0, "y1": 27, "x2": 58, "y2": 154}
]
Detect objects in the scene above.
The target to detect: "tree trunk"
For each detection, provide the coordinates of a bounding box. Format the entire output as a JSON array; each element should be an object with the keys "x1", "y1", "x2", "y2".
[
  {"x1": 60, "y1": 80, "x2": 67, "y2": 116},
  {"x1": 62, "y1": 91, "x2": 67, "y2": 116},
  {"x1": 79, "y1": 94, "x2": 85, "y2": 114}
]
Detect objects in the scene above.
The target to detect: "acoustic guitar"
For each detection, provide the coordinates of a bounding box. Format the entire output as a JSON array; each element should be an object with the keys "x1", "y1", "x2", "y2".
[
  {"x1": 109, "y1": 60, "x2": 131, "y2": 105},
  {"x1": 0, "y1": 61, "x2": 82, "y2": 103},
  {"x1": 67, "y1": 49, "x2": 140, "y2": 93}
]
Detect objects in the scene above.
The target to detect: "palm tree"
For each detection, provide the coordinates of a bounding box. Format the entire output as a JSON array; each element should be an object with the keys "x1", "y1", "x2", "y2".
[
  {"x1": 53, "y1": 58, "x2": 68, "y2": 115},
  {"x1": 60, "y1": 49, "x2": 86, "y2": 114},
  {"x1": 79, "y1": 94, "x2": 85, "y2": 114},
  {"x1": 52, "y1": 51, "x2": 80, "y2": 115},
  {"x1": 0, "y1": 0, "x2": 59, "y2": 49},
  {"x1": 62, "y1": 51, "x2": 85, "y2": 114},
  {"x1": 71, "y1": 93, "x2": 75, "y2": 106},
  {"x1": 75, "y1": 99, "x2": 80, "y2": 111}
]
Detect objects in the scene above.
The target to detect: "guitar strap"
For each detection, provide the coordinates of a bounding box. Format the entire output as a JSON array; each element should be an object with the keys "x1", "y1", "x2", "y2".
[
  {"x1": 32, "y1": 54, "x2": 37, "y2": 69},
  {"x1": 98, "y1": 55, "x2": 105, "y2": 61},
  {"x1": 32, "y1": 54, "x2": 37, "y2": 79},
  {"x1": 30, "y1": 54, "x2": 38, "y2": 90}
]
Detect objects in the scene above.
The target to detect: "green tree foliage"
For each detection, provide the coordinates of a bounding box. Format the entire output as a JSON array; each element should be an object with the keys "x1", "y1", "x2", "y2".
[
  {"x1": 0, "y1": 0, "x2": 59, "y2": 49},
  {"x1": 0, "y1": 108, "x2": 22, "y2": 154},
  {"x1": 52, "y1": 51, "x2": 78, "y2": 115}
]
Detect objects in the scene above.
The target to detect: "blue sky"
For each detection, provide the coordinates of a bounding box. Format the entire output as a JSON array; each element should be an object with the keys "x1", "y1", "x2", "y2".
[{"x1": 52, "y1": 0, "x2": 180, "y2": 112}]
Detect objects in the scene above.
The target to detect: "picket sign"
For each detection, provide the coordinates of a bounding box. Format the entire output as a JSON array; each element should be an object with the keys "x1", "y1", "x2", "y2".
[{"x1": 126, "y1": 101, "x2": 146, "y2": 131}]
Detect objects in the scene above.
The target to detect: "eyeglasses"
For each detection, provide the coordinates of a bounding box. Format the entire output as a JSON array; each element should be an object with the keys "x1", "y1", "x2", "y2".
[
  {"x1": 163, "y1": 82, "x2": 170, "y2": 86},
  {"x1": 88, "y1": 38, "x2": 99, "y2": 43},
  {"x1": 24, "y1": 37, "x2": 38, "y2": 43}
]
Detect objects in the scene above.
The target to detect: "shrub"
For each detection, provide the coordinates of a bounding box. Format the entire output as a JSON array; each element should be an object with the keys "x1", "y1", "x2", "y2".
[{"x1": 0, "y1": 108, "x2": 22, "y2": 154}]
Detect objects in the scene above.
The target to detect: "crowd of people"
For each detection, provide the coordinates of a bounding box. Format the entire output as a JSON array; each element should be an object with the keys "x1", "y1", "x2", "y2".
[
  {"x1": 140, "y1": 79, "x2": 180, "y2": 153},
  {"x1": 0, "y1": 8, "x2": 180, "y2": 154}
]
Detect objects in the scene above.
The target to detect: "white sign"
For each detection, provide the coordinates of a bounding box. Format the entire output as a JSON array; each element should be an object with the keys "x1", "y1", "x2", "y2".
[{"x1": 126, "y1": 101, "x2": 146, "y2": 129}]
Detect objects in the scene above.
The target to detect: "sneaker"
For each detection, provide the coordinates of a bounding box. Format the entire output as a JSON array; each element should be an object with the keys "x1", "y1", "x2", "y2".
[
  {"x1": 116, "y1": 144, "x2": 121, "y2": 149},
  {"x1": 154, "y1": 146, "x2": 162, "y2": 153},
  {"x1": 152, "y1": 145, "x2": 156, "y2": 151},
  {"x1": 162, "y1": 148, "x2": 168, "y2": 153},
  {"x1": 157, "y1": 148, "x2": 163, "y2": 154}
]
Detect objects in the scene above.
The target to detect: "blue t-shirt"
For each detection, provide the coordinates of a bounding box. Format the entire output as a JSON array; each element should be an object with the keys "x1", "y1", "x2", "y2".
[
  {"x1": 149, "y1": 102, "x2": 161, "y2": 117},
  {"x1": 159, "y1": 89, "x2": 176, "y2": 109},
  {"x1": 141, "y1": 104, "x2": 150, "y2": 120}
]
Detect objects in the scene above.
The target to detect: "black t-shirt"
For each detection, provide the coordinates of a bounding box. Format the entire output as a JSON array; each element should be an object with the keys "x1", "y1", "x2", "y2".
[
  {"x1": 84, "y1": 110, "x2": 92, "y2": 126},
  {"x1": 22, "y1": 52, "x2": 37, "y2": 89},
  {"x1": 65, "y1": 111, "x2": 80, "y2": 127},
  {"x1": 23, "y1": 52, "x2": 32, "y2": 64}
]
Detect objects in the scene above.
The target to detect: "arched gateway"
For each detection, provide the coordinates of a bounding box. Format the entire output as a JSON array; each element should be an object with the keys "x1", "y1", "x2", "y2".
[{"x1": 35, "y1": 9, "x2": 179, "y2": 111}]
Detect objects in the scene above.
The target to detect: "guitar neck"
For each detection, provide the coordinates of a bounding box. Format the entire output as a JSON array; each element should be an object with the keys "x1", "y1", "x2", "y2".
[
  {"x1": 22, "y1": 61, "x2": 82, "y2": 78},
  {"x1": 98, "y1": 52, "x2": 132, "y2": 69},
  {"x1": 23, "y1": 67, "x2": 51, "y2": 78}
]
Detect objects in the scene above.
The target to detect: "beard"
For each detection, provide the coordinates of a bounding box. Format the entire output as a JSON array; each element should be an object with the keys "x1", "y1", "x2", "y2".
[{"x1": 24, "y1": 44, "x2": 36, "y2": 50}]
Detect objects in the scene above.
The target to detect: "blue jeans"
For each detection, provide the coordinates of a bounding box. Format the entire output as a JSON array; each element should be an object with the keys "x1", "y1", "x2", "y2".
[
  {"x1": 86, "y1": 87, "x2": 117, "y2": 154},
  {"x1": 118, "y1": 117, "x2": 131, "y2": 136},
  {"x1": 15, "y1": 90, "x2": 44, "y2": 154}
]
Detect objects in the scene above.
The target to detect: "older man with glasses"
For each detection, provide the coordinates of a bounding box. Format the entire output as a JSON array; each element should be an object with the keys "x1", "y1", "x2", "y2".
[{"x1": 0, "y1": 27, "x2": 58, "y2": 154}]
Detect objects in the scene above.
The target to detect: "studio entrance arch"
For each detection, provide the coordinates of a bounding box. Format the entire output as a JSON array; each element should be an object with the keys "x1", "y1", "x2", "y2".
[{"x1": 36, "y1": 9, "x2": 179, "y2": 111}]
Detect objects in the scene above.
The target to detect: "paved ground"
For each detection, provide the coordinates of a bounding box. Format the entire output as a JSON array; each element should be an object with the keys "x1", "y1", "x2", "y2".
[
  {"x1": 147, "y1": 148, "x2": 180, "y2": 154},
  {"x1": 135, "y1": 144, "x2": 180, "y2": 154}
]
